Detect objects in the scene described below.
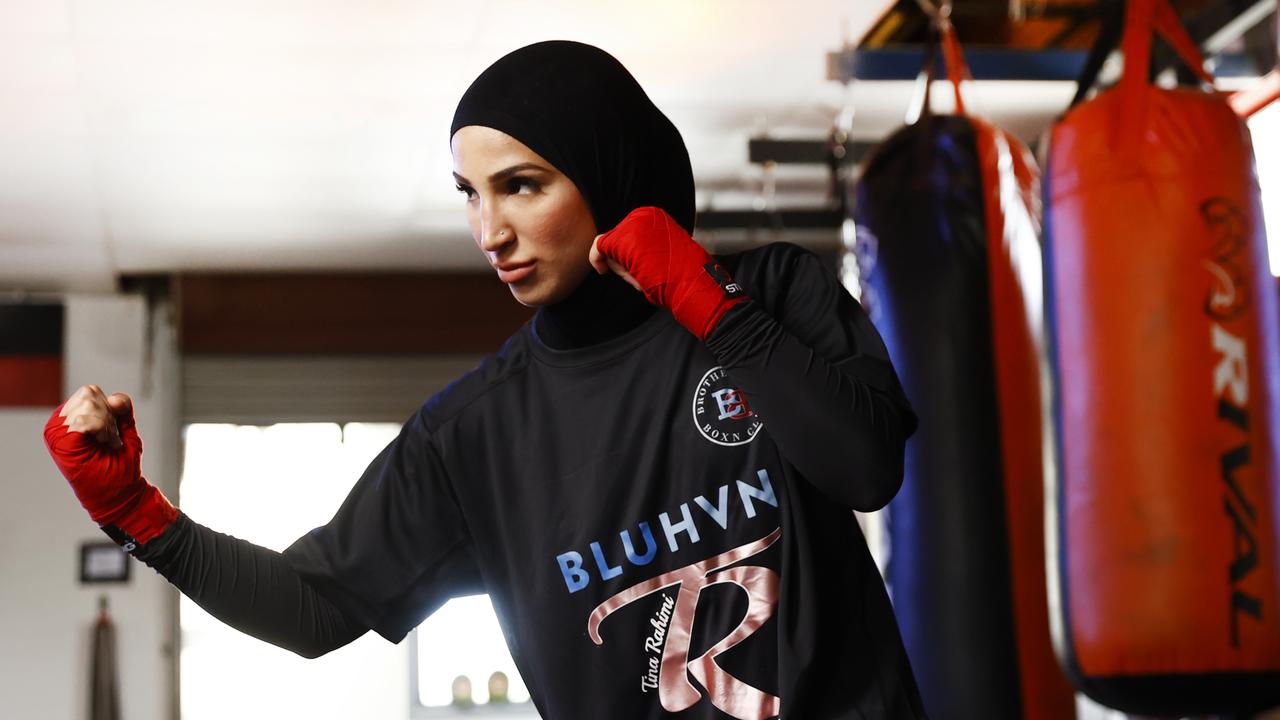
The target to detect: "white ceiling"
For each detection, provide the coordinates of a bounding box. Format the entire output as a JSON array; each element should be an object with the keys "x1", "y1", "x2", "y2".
[{"x1": 0, "y1": 1, "x2": 1078, "y2": 292}]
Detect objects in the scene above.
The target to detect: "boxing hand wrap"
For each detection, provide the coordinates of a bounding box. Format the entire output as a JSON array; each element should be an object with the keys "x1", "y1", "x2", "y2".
[
  {"x1": 596, "y1": 206, "x2": 747, "y2": 341},
  {"x1": 43, "y1": 403, "x2": 177, "y2": 549}
]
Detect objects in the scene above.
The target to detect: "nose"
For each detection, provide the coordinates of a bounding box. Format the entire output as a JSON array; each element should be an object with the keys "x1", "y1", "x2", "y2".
[{"x1": 477, "y1": 202, "x2": 513, "y2": 254}]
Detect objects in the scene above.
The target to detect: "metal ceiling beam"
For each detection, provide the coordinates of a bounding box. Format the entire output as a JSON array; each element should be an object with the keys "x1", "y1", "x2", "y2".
[
  {"x1": 839, "y1": 0, "x2": 1275, "y2": 82},
  {"x1": 860, "y1": 0, "x2": 1100, "y2": 50},
  {"x1": 747, "y1": 138, "x2": 874, "y2": 165},
  {"x1": 695, "y1": 209, "x2": 844, "y2": 231},
  {"x1": 1195, "y1": 0, "x2": 1274, "y2": 54},
  {"x1": 939, "y1": 3, "x2": 1097, "y2": 20},
  {"x1": 828, "y1": 46, "x2": 1090, "y2": 81},
  {"x1": 1155, "y1": 0, "x2": 1276, "y2": 77},
  {"x1": 830, "y1": 43, "x2": 1263, "y2": 81}
]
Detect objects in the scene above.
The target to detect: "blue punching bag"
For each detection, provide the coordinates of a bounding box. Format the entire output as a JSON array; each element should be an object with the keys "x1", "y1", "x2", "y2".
[{"x1": 853, "y1": 23, "x2": 1074, "y2": 720}]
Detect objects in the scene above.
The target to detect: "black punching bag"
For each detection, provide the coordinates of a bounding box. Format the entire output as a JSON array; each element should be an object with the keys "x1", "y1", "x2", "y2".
[{"x1": 853, "y1": 23, "x2": 1074, "y2": 720}]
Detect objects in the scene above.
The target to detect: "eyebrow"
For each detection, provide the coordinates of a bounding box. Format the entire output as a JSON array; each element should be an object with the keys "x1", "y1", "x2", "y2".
[{"x1": 453, "y1": 162, "x2": 552, "y2": 186}]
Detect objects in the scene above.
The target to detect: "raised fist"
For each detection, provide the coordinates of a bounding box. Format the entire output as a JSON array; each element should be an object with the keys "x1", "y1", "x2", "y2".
[{"x1": 44, "y1": 385, "x2": 176, "y2": 547}]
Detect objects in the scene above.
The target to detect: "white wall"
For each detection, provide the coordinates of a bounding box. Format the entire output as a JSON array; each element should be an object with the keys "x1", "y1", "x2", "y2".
[{"x1": 0, "y1": 293, "x2": 180, "y2": 720}]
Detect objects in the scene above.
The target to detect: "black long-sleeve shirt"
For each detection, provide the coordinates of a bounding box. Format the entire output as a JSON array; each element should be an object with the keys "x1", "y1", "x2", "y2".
[{"x1": 135, "y1": 242, "x2": 925, "y2": 719}]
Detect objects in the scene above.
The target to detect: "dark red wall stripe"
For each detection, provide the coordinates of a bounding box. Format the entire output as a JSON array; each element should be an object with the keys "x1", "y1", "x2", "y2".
[
  {"x1": 0, "y1": 304, "x2": 64, "y2": 408},
  {"x1": 0, "y1": 355, "x2": 62, "y2": 406},
  {"x1": 178, "y1": 274, "x2": 532, "y2": 355}
]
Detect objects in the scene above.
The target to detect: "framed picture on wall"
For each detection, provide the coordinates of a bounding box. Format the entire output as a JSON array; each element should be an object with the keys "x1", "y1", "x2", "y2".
[{"x1": 80, "y1": 541, "x2": 130, "y2": 584}]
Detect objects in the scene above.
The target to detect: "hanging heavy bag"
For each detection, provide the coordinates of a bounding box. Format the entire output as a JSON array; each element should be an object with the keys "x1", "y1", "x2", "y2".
[
  {"x1": 853, "y1": 22, "x2": 1075, "y2": 720},
  {"x1": 1042, "y1": 0, "x2": 1280, "y2": 714},
  {"x1": 91, "y1": 596, "x2": 121, "y2": 720}
]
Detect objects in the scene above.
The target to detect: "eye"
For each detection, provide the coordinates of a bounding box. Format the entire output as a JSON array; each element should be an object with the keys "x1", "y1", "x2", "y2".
[
  {"x1": 455, "y1": 183, "x2": 476, "y2": 200},
  {"x1": 507, "y1": 177, "x2": 540, "y2": 195}
]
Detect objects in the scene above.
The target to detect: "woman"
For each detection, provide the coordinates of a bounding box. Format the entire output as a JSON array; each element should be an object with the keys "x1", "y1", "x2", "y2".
[{"x1": 45, "y1": 41, "x2": 925, "y2": 719}]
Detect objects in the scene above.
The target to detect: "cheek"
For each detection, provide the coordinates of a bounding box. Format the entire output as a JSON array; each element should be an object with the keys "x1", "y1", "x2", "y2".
[
  {"x1": 531, "y1": 196, "x2": 595, "y2": 255},
  {"x1": 532, "y1": 214, "x2": 579, "y2": 252}
]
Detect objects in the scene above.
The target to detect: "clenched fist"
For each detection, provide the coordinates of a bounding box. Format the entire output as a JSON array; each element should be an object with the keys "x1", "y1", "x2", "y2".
[
  {"x1": 590, "y1": 206, "x2": 746, "y2": 341},
  {"x1": 44, "y1": 385, "x2": 177, "y2": 548}
]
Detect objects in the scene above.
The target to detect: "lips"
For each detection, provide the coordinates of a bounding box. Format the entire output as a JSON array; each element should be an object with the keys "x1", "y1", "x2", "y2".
[{"x1": 495, "y1": 260, "x2": 536, "y2": 284}]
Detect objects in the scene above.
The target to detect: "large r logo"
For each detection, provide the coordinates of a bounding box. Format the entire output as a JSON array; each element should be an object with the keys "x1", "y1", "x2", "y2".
[{"x1": 587, "y1": 528, "x2": 782, "y2": 720}]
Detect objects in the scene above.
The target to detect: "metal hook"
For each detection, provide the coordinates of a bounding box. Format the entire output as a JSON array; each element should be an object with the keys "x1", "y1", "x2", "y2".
[{"x1": 915, "y1": 0, "x2": 953, "y2": 30}]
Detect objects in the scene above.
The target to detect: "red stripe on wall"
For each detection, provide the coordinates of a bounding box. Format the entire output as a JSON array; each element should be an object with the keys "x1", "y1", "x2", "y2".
[{"x1": 0, "y1": 355, "x2": 63, "y2": 407}]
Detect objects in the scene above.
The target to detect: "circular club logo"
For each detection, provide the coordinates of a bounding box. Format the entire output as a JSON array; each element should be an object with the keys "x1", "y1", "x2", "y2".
[{"x1": 692, "y1": 366, "x2": 763, "y2": 446}]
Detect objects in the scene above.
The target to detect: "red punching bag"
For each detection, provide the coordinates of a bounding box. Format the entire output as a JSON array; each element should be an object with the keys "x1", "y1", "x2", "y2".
[{"x1": 1043, "y1": 0, "x2": 1280, "y2": 714}]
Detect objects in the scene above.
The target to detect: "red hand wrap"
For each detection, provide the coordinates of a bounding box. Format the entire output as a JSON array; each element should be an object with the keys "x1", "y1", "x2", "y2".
[
  {"x1": 43, "y1": 403, "x2": 177, "y2": 546},
  {"x1": 596, "y1": 207, "x2": 747, "y2": 340}
]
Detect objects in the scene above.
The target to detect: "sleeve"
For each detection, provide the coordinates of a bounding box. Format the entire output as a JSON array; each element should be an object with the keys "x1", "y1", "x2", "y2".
[
  {"x1": 282, "y1": 405, "x2": 485, "y2": 643},
  {"x1": 705, "y1": 244, "x2": 918, "y2": 512},
  {"x1": 136, "y1": 513, "x2": 369, "y2": 659}
]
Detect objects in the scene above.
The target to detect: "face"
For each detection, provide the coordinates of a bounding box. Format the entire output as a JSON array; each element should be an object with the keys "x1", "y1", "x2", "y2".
[{"x1": 451, "y1": 125, "x2": 598, "y2": 307}]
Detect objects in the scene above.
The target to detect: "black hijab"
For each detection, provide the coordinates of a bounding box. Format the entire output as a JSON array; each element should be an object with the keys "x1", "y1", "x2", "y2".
[{"x1": 451, "y1": 40, "x2": 696, "y2": 349}]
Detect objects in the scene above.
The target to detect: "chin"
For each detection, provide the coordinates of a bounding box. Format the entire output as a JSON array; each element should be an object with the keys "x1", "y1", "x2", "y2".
[
  {"x1": 507, "y1": 267, "x2": 589, "y2": 308},
  {"x1": 507, "y1": 282, "x2": 561, "y2": 308},
  {"x1": 508, "y1": 289, "x2": 540, "y2": 308}
]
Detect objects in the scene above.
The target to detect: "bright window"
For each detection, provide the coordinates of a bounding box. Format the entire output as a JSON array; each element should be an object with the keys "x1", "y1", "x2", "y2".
[
  {"x1": 1250, "y1": 101, "x2": 1280, "y2": 276},
  {"x1": 179, "y1": 422, "x2": 537, "y2": 720},
  {"x1": 413, "y1": 595, "x2": 531, "y2": 707}
]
